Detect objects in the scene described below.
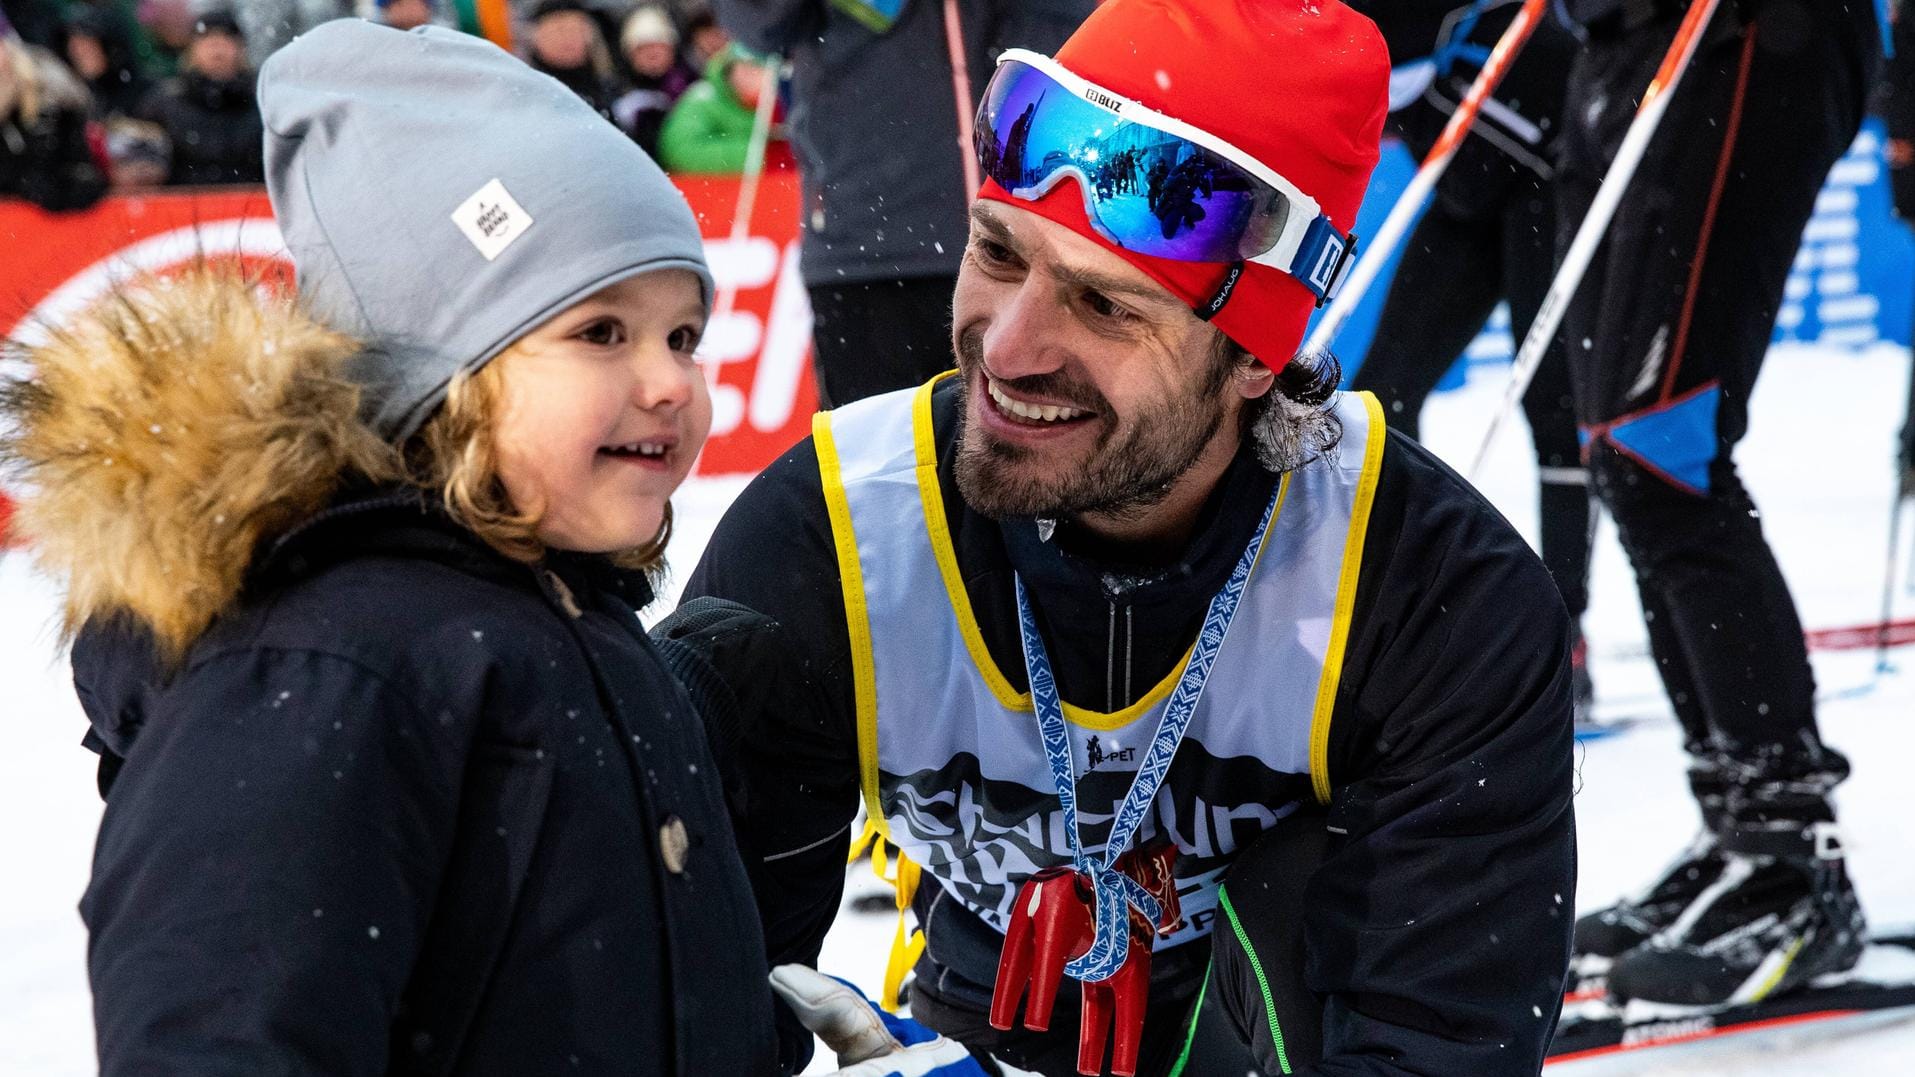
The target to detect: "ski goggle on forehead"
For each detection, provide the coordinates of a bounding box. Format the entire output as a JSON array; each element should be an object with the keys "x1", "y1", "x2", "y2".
[{"x1": 977, "y1": 49, "x2": 1357, "y2": 307}]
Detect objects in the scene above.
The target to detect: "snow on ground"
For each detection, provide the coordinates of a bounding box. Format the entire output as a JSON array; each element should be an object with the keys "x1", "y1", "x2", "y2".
[{"x1": 4, "y1": 342, "x2": 1913, "y2": 1073}]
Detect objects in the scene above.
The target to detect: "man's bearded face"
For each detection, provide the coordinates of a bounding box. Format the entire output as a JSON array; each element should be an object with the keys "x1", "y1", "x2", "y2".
[
  {"x1": 949, "y1": 202, "x2": 1242, "y2": 524},
  {"x1": 952, "y1": 324, "x2": 1232, "y2": 521}
]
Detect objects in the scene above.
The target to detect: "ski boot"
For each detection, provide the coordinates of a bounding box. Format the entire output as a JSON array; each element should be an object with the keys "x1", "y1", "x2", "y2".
[
  {"x1": 1605, "y1": 750, "x2": 1865, "y2": 1007},
  {"x1": 1574, "y1": 830, "x2": 1730, "y2": 965},
  {"x1": 1605, "y1": 821, "x2": 1865, "y2": 1006},
  {"x1": 1574, "y1": 761, "x2": 1736, "y2": 965}
]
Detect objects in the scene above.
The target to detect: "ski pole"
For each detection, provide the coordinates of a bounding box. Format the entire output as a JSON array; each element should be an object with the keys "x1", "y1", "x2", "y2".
[
  {"x1": 696, "y1": 54, "x2": 785, "y2": 443},
  {"x1": 1302, "y1": 0, "x2": 1551, "y2": 358},
  {"x1": 1879, "y1": 490, "x2": 1908, "y2": 672},
  {"x1": 1468, "y1": 0, "x2": 1723, "y2": 479},
  {"x1": 943, "y1": 0, "x2": 981, "y2": 202},
  {"x1": 712, "y1": 53, "x2": 785, "y2": 329}
]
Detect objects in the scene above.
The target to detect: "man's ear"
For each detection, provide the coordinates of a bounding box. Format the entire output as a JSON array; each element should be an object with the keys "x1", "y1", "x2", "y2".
[{"x1": 1237, "y1": 360, "x2": 1276, "y2": 401}]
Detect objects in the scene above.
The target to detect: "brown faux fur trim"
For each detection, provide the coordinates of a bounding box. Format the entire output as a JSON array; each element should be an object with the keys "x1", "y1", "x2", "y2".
[{"x1": 0, "y1": 268, "x2": 395, "y2": 661}]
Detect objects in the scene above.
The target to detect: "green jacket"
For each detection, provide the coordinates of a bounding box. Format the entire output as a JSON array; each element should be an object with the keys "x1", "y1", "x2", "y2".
[{"x1": 657, "y1": 51, "x2": 760, "y2": 174}]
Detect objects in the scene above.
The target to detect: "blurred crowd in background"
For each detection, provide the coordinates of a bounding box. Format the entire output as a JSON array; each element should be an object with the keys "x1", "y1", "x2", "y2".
[{"x1": 0, "y1": 0, "x2": 781, "y2": 209}]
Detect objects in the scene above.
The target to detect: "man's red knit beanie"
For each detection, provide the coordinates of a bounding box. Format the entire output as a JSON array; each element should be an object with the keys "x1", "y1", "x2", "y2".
[{"x1": 977, "y1": 0, "x2": 1389, "y2": 371}]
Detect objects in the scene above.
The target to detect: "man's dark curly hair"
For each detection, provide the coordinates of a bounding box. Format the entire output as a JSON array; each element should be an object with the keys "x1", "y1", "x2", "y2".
[{"x1": 1211, "y1": 334, "x2": 1344, "y2": 472}]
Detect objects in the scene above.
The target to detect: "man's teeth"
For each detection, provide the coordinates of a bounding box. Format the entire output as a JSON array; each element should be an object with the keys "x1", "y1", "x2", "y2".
[
  {"x1": 609, "y1": 443, "x2": 668, "y2": 457},
  {"x1": 988, "y1": 379, "x2": 1084, "y2": 423}
]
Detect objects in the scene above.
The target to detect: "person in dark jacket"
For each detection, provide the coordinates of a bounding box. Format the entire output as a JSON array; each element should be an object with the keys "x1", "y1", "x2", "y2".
[
  {"x1": 526, "y1": 0, "x2": 625, "y2": 122},
  {"x1": 661, "y1": 3, "x2": 1576, "y2": 1075},
  {"x1": 711, "y1": 0, "x2": 1095, "y2": 408},
  {"x1": 0, "y1": 18, "x2": 110, "y2": 210},
  {"x1": 63, "y1": 6, "x2": 169, "y2": 188},
  {"x1": 0, "y1": 21, "x2": 775, "y2": 1075},
  {"x1": 613, "y1": 3, "x2": 696, "y2": 157},
  {"x1": 63, "y1": 6, "x2": 149, "y2": 120},
  {"x1": 1557, "y1": 0, "x2": 1878, "y2": 1008},
  {"x1": 138, "y1": 9, "x2": 261, "y2": 185}
]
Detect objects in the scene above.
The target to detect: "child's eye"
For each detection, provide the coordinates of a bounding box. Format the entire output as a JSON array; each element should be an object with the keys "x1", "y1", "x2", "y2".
[
  {"x1": 669, "y1": 325, "x2": 703, "y2": 355},
  {"x1": 577, "y1": 319, "x2": 626, "y2": 347}
]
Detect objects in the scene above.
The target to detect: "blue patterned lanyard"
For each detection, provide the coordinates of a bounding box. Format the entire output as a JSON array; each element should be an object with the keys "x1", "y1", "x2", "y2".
[{"x1": 1012, "y1": 482, "x2": 1280, "y2": 982}]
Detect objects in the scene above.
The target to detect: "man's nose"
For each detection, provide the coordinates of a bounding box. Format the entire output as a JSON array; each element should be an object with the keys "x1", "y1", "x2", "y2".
[{"x1": 981, "y1": 278, "x2": 1070, "y2": 382}]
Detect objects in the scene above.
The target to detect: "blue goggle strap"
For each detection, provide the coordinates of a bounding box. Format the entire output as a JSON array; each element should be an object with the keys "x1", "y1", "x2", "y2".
[{"x1": 1282, "y1": 216, "x2": 1359, "y2": 307}]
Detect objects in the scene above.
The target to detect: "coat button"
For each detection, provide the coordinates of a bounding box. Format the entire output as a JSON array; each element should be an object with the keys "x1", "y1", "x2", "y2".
[{"x1": 660, "y1": 816, "x2": 690, "y2": 875}]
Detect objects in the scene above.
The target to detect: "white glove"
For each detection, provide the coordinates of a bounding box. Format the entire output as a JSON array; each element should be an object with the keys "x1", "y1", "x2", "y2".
[{"x1": 769, "y1": 964, "x2": 1039, "y2": 1077}]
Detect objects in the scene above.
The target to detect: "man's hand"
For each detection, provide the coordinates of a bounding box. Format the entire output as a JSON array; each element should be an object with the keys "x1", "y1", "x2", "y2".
[
  {"x1": 1887, "y1": 139, "x2": 1915, "y2": 170},
  {"x1": 769, "y1": 966, "x2": 1037, "y2": 1077}
]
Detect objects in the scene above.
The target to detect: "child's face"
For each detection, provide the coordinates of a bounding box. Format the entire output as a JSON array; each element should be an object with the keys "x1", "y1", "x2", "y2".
[{"x1": 492, "y1": 270, "x2": 711, "y2": 554}]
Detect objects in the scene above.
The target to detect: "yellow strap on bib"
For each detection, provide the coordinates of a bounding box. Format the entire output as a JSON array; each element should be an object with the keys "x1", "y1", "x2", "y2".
[{"x1": 849, "y1": 816, "x2": 927, "y2": 1012}]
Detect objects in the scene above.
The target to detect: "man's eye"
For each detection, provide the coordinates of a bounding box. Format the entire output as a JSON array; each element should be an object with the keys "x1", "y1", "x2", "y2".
[
  {"x1": 975, "y1": 239, "x2": 1017, "y2": 266},
  {"x1": 1084, "y1": 291, "x2": 1134, "y2": 322},
  {"x1": 578, "y1": 320, "x2": 625, "y2": 346}
]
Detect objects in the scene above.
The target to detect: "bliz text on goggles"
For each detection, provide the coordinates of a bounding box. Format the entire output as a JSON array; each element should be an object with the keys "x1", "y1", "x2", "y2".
[{"x1": 976, "y1": 49, "x2": 1358, "y2": 306}]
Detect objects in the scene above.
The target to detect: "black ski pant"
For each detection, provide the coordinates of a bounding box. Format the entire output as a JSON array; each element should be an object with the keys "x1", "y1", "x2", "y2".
[
  {"x1": 910, "y1": 824, "x2": 1337, "y2": 1077},
  {"x1": 808, "y1": 274, "x2": 959, "y2": 409},
  {"x1": 1353, "y1": 170, "x2": 1592, "y2": 618},
  {"x1": 1557, "y1": 0, "x2": 1878, "y2": 803}
]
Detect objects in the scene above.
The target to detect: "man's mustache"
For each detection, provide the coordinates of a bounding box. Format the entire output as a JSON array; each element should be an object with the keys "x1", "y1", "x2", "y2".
[{"x1": 955, "y1": 327, "x2": 1108, "y2": 415}]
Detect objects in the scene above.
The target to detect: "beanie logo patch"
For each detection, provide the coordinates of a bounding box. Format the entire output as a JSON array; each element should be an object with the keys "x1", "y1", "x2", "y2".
[{"x1": 452, "y1": 179, "x2": 534, "y2": 262}]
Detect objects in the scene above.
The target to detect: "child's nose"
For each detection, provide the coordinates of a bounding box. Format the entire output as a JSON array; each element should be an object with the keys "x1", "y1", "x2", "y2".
[{"x1": 632, "y1": 346, "x2": 697, "y2": 411}]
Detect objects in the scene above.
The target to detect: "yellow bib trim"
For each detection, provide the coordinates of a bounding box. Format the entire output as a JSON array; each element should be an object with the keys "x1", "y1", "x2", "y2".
[
  {"x1": 847, "y1": 818, "x2": 926, "y2": 1012},
  {"x1": 815, "y1": 410, "x2": 889, "y2": 833},
  {"x1": 1308, "y1": 391, "x2": 1388, "y2": 806}
]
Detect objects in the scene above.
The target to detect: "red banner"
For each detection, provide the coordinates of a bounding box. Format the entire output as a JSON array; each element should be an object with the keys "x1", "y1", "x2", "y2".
[{"x1": 0, "y1": 178, "x2": 818, "y2": 543}]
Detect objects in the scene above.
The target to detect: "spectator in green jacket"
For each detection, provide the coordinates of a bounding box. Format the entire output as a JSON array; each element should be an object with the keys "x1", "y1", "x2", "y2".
[{"x1": 656, "y1": 42, "x2": 788, "y2": 174}]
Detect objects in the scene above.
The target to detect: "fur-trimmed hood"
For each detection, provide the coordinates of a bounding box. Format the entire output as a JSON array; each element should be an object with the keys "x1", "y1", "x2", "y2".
[{"x1": 0, "y1": 269, "x2": 396, "y2": 660}]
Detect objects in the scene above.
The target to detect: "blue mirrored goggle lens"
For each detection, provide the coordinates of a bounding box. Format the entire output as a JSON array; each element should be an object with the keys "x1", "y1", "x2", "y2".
[{"x1": 977, "y1": 60, "x2": 1290, "y2": 265}]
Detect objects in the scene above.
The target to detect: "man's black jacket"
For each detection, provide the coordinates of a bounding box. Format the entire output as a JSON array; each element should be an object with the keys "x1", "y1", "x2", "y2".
[{"x1": 660, "y1": 379, "x2": 1578, "y2": 1075}]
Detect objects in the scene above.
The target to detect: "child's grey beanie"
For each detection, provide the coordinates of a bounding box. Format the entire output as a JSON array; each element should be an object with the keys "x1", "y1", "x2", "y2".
[{"x1": 260, "y1": 20, "x2": 712, "y2": 440}]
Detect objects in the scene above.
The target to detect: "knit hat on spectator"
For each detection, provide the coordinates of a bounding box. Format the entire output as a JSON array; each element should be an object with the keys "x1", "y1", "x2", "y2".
[
  {"x1": 976, "y1": 0, "x2": 1388, "y2": 371},
  {"x1": 259, "y1": 20, "x2": 710, "y2": 441},
  {"x1": 621, "y1": 6, "x2": 678, "y2": 52}
]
